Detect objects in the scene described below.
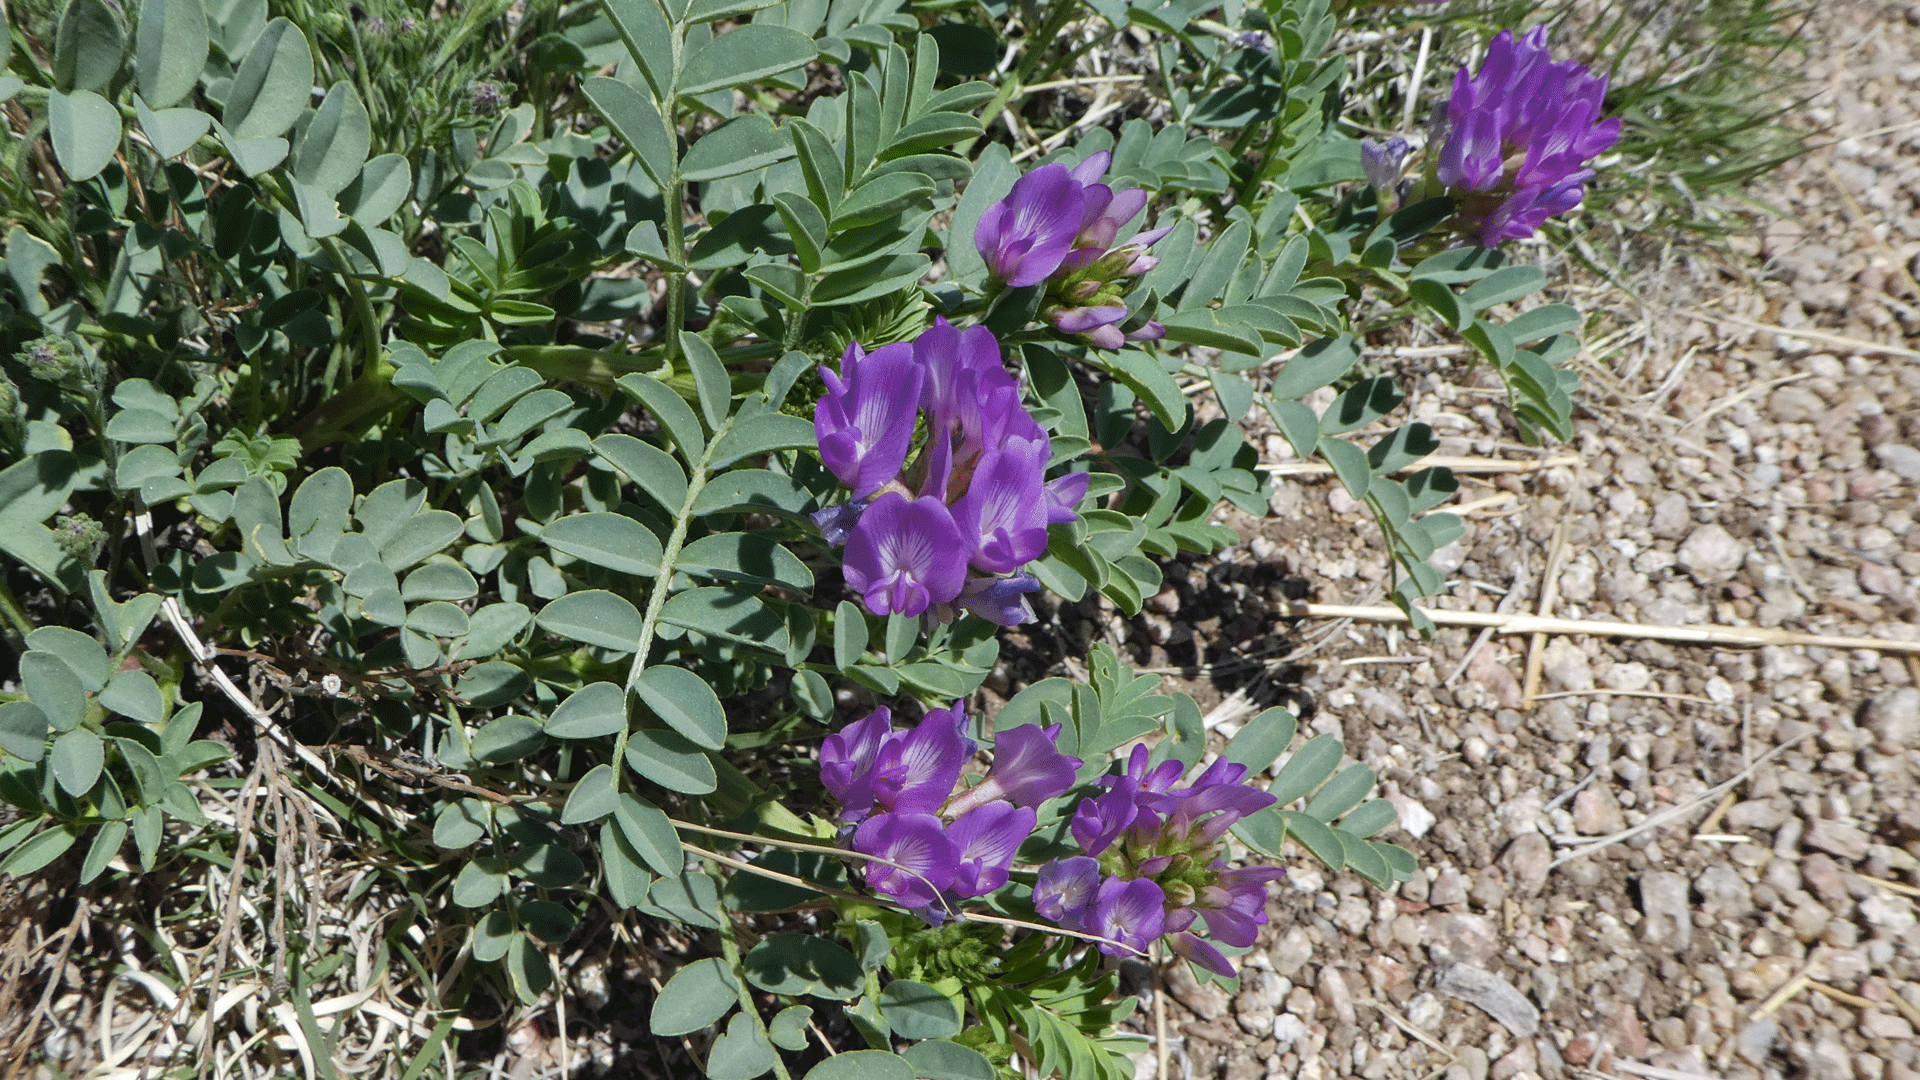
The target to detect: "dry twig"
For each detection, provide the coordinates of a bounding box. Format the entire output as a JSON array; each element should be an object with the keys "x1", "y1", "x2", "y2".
[{"x1": 1284, "y1": 603, "x2": 1920, "y2": 654}]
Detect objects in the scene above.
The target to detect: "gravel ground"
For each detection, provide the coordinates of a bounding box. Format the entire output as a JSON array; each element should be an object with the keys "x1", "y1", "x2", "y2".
[
  {"x1": 19, "y1": 6, "x2": 1920, "y2": 1078},
  {"x1": 1078, "y1": 4, "x2": 1920, "y2": 1079}
]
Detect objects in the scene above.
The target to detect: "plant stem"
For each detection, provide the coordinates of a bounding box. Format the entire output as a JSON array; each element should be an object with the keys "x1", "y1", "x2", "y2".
[
  {"x1": 253, "y1": 174, "x2": 386, "y2": 378},
  {"x1": 711, "y1": 863, "x2": 795, "y2": 1080},
  {"x1": 0, "y1": 575, "x2": 32, "y2": 653},
  {"x1": 662, "y1": 15, "x2": 688, "y2": 369},
  {"x1": 614, "y1": 410, "x2": 739, "y2": 764}
]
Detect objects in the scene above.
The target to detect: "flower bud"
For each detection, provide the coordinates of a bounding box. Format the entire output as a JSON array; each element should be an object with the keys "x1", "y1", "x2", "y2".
[{"x1": 21, "y1": 336, "x2": 82, "y2": 387}]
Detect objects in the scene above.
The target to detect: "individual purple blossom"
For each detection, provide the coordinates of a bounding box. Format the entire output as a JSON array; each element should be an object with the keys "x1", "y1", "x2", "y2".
[
  {"x1": 1125, "y1": 320, "x2": 1167, "y2": 343},
  {"x1": 810, "y1": 497, "x2": 869, "y2": 547},
  {"x1": 842, "y1": 492, "x2": 971, "y2": 617},
  {"x1": 1087, "y1": 876, "x2": 1166, "y2": 956},
  {"x1": 1362, "y1": 137, "x2": 1410, "y2": 191},
  {"x1": 950, "y1": 574, "x2": 1043, "y2": 627},
  {"x1": 1048, "y1": 306, "x2": 1132, "y2": 351},
  {"x1": 975, "y1": 164, "x2": 1087, "y2": 287},
  {"x1": 951, "y1": 436, "x2": 1051, "y2": 574},
  {"x1": 1069, "y1": 775, "x2": 1142, "y2": 857},
  {"x1": 1042, "y1": 472, "x2": 1090, "y2": 525},
  {"x1": 1361, "y1": 137, "x2": 1411, "y2": 212},
  {"x1": 1435, "y1": 26, "x2": 1621, "y2": 244},
  {"x1": 816, "y1": 342, "x2": 924, "y2": 498},
  {"x1": 1163, "y1": 864, "x2": 1287, "y2": 976},
  {"x1": 852, "y1": 812, "x2": 958, "y2": 909},
  {"x1": 909, "y1": 320, "x2": 1045, "y2": 503},
  {"x1": 911, "y1": 317, "x2": 1004, "y2": 428},
  {"x1": 953, "y1": 381, "x2": 1049, "y2": 473},
  {"x1": 1033, "y1": 856, "x2": 1102, "y2": 926},
  {"x1": 1168, "y1": 931, "x2": 1233, "y2": 977},
  {"x1": 946, "y1": 802, "x2": 1036, "y2": 897},
  {"x1": 946, "y1": 722, "x2": 1083, "y2": 817},
  {"x1": 820, "y1": 707, "x2": 897, "y2": 820},
  {"x1": 872, "y1": 704, "x2": 972, "y2": 817},
  {"x1": 974, "y1": 154, "x2": 1172, "y2": 351}
]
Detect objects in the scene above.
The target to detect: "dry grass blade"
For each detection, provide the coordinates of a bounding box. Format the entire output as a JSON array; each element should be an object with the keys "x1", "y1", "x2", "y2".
[
  {"x1": 1680, "y1": 308, "x2": 1920, "y2": 358},
  {"x1": 1260, "y1": 454, "x2": 1582, "y2": 477},
  {"x1": 1522, "y1": 518, "x2": 1572, "y2": 708},
  {"x1": 1283, "y1": 603, "x2": 1920, "y2": 654}
]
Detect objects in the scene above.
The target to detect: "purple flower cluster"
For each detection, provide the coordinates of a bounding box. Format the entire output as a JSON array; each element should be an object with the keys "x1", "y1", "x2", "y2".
[
  {"x1": 822, "y1": 706, "x2": 1082, "y2": 912},
  {"x1": 1034, "y1": 745, "x2": 1285, "y2": 976},
  {"x1": 974, "y1": 151, "x2": 1170, "y2": 349},
  {"x1": 1433, "y1": 26, "x2": 1621, "y2": 245},
  {"x1": 814, "y1": 320, "x2": 1091, "y2": 626}
]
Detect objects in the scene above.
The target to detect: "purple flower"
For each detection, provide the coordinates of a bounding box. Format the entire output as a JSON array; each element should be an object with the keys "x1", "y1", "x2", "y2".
[
  {"x1": 946, "y1": 722, "x2": 1083, "y2": 816},
  {"x1": 1076, "y1": 185, "x2": 1148, "y2": 254},
  {"x1": 975, "y1": 164, "x2": 1087, "y2": 287},
  {"x1": 1124, "y1": 320, "x2": 1167, "y2": 343},
  {"x1": 954, "y1": 380, "x2": 1048, "y2": 469},
  {"x1": 984, "y1": 722, "x2": 1082, "y2": 806},
  {"x1": 1436, "y1": 26, "x2": 1621, "y2": 244},
  {"x1": 820, "y1": 707, "x2": 897, "y2": 820},
  {"x1": 1069, "y1": 775, "x2": 1142, "y2": 857},
  {"x1": 1047, "y1": 742, "x2": 1287, "y2": 977},
  {"x1": 947, "y1": 802, "x2": 1037, "y2": 897},
  {"x1": 842, "y1": 492, "x2": 971, "y2": 617},
  {"x1": 912, "y1": 317, "x2": 1004, "y2": 428},
  {"x1": 1087, "y1": 876, "x2": 1166, "y2": 956},
  {"x1": 911, "y1": 318, "x2": 1016, "y2": 499},
  {"x1": 1168, "y1": 931, "x2": 1234, "y2": 978},
  {"x1": 852, "y1": 812, "x2": 958, "y2": 908},
  {"x1": 1361, "y1": 137, "x2": 1410, "y2": 205},
  {"x1": 1048, "y1": 305, "x2": 1132, "y2": 350},
  {"x1": 820, "y1": 705, "x2": 973, "y2": 821},
  {"x1": 816, "y1": 342, "x2": 924, "y2": 498},
  {"x1": 810, "y1": 497, "x2": 869, "y2": 546},
  {"x1": 951, "y1": 436, "x2": 1051, "y2": 574},
  {"x1": 873, "y1": 704, "x2": 972, "y2": 816},
  {"x1": 951, "y1": 574, "x2": 1043, "y2": 627},
  {"x1": 1033, "y1": 856, "x2": 1102, "y2": 926},
  {"x1": 1194, "y1": 865, "x2": 1286, "y2": 947},
  {"x1": 1042, "y1": 472, "x2": 1090, "y2": 525}
]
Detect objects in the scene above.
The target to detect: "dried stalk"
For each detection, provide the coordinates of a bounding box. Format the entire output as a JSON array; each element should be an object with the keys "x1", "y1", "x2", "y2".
[{"x1": 1285, "y1": 603, "x2": 1920, "y2": 654}]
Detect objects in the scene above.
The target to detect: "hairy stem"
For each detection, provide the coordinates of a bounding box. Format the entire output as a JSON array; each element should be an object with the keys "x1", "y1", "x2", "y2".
[
  {"x1": 711, "y1": 863, "x2": 796, "y2": 1080},
  {"x1": 614, "y1": 409, "x2": 739, "y2": 765}
]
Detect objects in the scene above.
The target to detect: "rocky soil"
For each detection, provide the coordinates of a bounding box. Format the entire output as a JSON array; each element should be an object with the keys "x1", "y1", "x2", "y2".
[{"x1": 1096, "y1": 4, "x2": 1920, "y2": 1080}]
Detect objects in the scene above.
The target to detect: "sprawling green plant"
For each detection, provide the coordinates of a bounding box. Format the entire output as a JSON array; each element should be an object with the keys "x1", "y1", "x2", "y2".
[{"x1": 0, "y1": 0, "x2": 1660, "y2": 1073}]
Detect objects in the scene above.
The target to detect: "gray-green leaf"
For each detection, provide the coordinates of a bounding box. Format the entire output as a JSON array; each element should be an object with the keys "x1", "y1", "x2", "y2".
[
  {"x1": 651, "y1": 958, "x2": 739, "y2": 1036},
  {"x1": 678, "y1": 26, "x2": 816, "y2": 97},
  {"x1": 615, "y1": 793, "x2": 684, "y2": 877},
  {"x1": 631, "y1": 665, "x2": 726, "y2": 750},
  {"x1": 54, "y1": 0, "x2": 125, "y2": 94},
  {"x1": 135, "y1": 0, "x2": 208, "y2": 108},
  {"x1": 541, "y1": 512, "x2": 663, "y2": 577},
  {"x1": 225, "y1": 18, "x2": 313, "y2": 141},
  {"x1": 581, "y1": 75, "x2": 675, "y2": 192},
  {"x1": 292, "y1": 82, "x2": 371, "y2": 197},
  {"x1": 537, "y1": 590, "x2": 643, "y2": 653},
  {"x1": 544, "y1": 682, "x2": 627, "y2": 739},
  {"x1": 560, "y1": 763, "x2": 620, "y2": 824},
  {"x1": 47, "y1": 89, "x2": 122, "y2": 181},
  {"x1": 51, "y1": 728, "x2": 104, "y2": 796},
  {"x1": 624, "y1": 729, "x2": 716, "y2": 794}
]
